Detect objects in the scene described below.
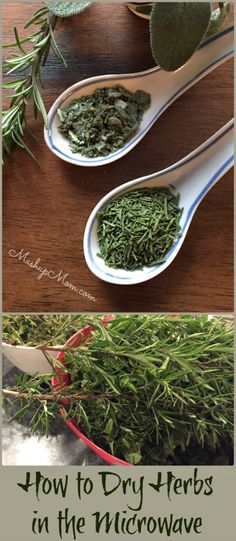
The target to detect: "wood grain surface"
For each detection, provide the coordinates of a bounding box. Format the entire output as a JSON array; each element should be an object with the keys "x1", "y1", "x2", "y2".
[{"x1": 3, "y1": 3, "x2": 234, "y2": 313}]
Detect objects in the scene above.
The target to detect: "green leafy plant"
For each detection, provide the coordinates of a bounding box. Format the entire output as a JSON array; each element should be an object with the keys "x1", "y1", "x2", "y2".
[
  {"x1": 3, "y1": 315, "x2": 234, "y2": 465},
  {"x1": 2, "y1": 1, "x2": 91, "y2": 164},
  {"x1": 2, "y1": 2, "x2": 231, "y2": 162},
  {"x1": 150, "y1": 2, "x2": 231, "y2": 71},
  {"x1": 3, "y1": 6, "x2": 60, "y2": 163},
  {"x1": 44, "y1": 0, "x2": 91, "y2": 17},
  {"x1": 2, "y1": 313, "x2": 99, "y2": 347}
]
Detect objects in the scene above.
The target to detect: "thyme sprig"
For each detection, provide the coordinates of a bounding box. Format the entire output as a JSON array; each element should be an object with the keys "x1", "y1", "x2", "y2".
[{"x1": 2, "y1": 6, "x2": 66, "y2": 164}]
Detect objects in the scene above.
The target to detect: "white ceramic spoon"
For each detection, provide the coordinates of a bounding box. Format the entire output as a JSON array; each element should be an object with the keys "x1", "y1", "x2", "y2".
[
  {"x1": 44, "y1": 26, "x2": 233, "y2": 166},
  {"x1": 2, "y1": 342, "x2": 55, "y2": 374},
  {"x1": 83, "y1": 119, "x2": 234, "y2": 285}
]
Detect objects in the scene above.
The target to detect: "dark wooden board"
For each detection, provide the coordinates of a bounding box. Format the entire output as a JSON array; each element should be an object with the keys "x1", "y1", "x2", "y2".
[{"x1": 3, "y1": 3, "x2": 234, "y2": 313}]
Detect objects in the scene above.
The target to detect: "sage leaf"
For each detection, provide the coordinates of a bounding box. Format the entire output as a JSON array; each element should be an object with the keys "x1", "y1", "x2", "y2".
[
  {"x1": 206, "y1": 2, "x2": 230, "y2": 38},
  {"x1": 44, "y1": 1, "x2": 91, "y2": 18},
  {"x1": 150, "y1": 2, "x2": 211, "y2": 71}
]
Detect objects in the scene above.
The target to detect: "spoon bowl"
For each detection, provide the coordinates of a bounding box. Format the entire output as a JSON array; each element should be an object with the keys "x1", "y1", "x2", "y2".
[
  {"x1": 44, "y1": 26, "x2": 233, "y2": 166},
  {"x1": 83, "y1": 119, "x2": 234, "y2": 285}
]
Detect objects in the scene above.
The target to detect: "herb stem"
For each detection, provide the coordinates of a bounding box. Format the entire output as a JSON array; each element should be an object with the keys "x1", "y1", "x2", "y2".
[
  {"x1": 3, "y1": 315, "x2": 234, "y2": 466},
  {"x1": 3, "y1": 389, "x2": 131, "y2": 402},
  {"x1": 2, "y1": 9, "x2": 65, "y2": 163}
]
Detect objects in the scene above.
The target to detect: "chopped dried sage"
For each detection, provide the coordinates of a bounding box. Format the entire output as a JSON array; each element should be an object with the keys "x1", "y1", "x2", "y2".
[
  {"x1": 57, "y1": 85, "x2": 151, "y2": 158},
  {"x1": 97, "y1": 188, "x2": 183, "y2": 270}
]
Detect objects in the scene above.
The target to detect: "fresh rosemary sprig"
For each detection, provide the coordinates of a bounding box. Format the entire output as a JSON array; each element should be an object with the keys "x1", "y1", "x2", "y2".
[
  {"x1": 2, "y1": 313, "x2": 100, "y2": 347},
  {"x1": 2, "y1": 6, "x2": 66, "y2": 164},
  {"x1": 3, "y1": 315, "x2": 234, "y2": 465}
]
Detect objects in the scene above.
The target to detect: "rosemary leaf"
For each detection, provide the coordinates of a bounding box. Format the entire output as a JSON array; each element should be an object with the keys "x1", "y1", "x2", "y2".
[
  {"x1": 2, "y1": 7, "x2": 65, "y2": 164},
  {"x1": 2, "y1": 315, "x2": 234, "y2": 466},
  {"x1": 97, "y1": 188, "x2": 183, "y2": 270}
]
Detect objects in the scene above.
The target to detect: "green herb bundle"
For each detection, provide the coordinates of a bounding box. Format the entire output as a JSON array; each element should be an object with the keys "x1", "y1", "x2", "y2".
[
  {"x1": 2, "y1": 314, "x2": 97, "y2": 347},
  {"x1": 2, "y1": 2, "x2": 92, "y2": 163},
  {"x1": 57, "y1": 86, "x2": 151, "y2": 157},
  {"x1": 97, "y1": 188, "x2": 183, "y2": 270},
  {"x1": 3, "y1": 315, "x2": 234, "y2": 465},
  {"x1": 2, "y1": 6, "x2": 62, "y2": 164}
]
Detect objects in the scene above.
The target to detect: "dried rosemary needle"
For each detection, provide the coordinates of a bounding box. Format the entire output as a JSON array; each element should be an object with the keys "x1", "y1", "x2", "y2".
[{"x1": 97, "y1": 188, "x2": 183, "y2": 270}]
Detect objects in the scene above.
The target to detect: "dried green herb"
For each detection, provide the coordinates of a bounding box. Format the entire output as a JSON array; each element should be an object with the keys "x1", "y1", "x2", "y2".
[
  {"x1": 97, "y1": 188, "x2": 183, "y2": 270},
  {"x1": 57, "y1": 85, "x2": 151, "y2": 158},
  {"x1": 3, "y1": 315, "x2": 234, "y2": 465}
]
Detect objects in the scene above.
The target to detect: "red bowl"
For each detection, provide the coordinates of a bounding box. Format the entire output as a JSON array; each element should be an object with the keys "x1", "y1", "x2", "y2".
[{"x1": 51, "y1": 316, "x2": 131, "y2": 466}]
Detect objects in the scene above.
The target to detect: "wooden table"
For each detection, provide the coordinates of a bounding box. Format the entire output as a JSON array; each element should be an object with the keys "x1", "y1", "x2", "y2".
[{"x1": 3, "y1": 3, "x2": 234, "y2": 313}]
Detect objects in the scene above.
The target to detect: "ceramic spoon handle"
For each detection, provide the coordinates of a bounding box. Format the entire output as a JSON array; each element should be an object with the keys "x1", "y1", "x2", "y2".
[
  {"x1": 178, "y1": 119, "x2": 234, "y2": 206},
  {"x1": 144, "y1": 26, "x2": 234, "y2": 113}
]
